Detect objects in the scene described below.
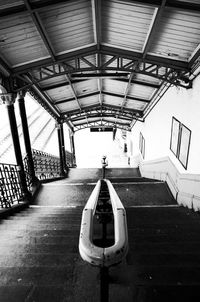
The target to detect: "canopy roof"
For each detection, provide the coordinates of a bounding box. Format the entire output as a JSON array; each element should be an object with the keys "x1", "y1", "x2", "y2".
[{"x1": 0, "y1": 0, "x2": 200, "y2": 131}]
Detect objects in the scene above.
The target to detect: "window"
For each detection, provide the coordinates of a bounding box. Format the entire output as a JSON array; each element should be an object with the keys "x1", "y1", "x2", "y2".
[
  {"x1": 139, "y1": 132, "x2": 145, "y2": 159},
  {"x1": 170, "y1": 117, "x2": 191, "y2": 169}
]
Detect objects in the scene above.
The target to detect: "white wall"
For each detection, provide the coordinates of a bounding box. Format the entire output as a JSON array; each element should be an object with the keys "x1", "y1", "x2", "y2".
[{"x1": 130, "y1": 74, "x2": 200, "y2": 174}]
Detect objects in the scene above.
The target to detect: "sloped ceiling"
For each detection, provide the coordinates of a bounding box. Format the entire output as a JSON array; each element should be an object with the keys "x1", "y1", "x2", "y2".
[{"x1": 0, "y1": 0, "x2": 200, "y2": 131}]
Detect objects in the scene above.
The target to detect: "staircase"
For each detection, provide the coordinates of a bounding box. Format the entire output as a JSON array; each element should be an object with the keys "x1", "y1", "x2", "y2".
[
  {"x1": 0, "y1": 167, "x2": 200, "y2": 301},
  {"x1": 0, "y1": 206, "x2": 83, "y2": 302}
]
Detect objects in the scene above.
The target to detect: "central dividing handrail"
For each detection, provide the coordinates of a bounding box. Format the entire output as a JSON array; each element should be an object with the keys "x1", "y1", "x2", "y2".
[{"x1": 79, "y1": 179, "x2": 128, "y2": 267}]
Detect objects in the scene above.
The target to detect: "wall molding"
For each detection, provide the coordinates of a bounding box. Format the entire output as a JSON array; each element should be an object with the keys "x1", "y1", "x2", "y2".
[{"x1": 139, "y1": 156, "x2": 200, "y2": 211}]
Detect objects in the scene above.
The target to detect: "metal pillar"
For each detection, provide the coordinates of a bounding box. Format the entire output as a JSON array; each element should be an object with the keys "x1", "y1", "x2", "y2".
[
  {"x1": 60, "y1": 122, "x2": 67, "y2": 172},
  {"x1": 56, "y1": 122, "x2": 65, "y2": 176},
  {"x1": 4, "y1": 94, "x2": 30, "y2": 198},
  {"x1": 18, "y1": 90, "x2": 37, "y2": 184},
  {"x1": 69, "y1": 130, "x2": 76, "y2": 167}
]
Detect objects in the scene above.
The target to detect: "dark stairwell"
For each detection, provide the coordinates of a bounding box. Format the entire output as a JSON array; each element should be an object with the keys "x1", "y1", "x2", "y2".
[{"x1": 0, "y1": 168, "x2": 200, "y2": 301}]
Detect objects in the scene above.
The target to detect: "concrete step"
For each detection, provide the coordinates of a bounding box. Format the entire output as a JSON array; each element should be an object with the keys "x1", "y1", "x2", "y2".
[
  {"x1": 127, "y1": 253, "x2": 200, "y2": 267},
  {"x1": 0, "y1": 232, "x2": 79, "y2": 245},
  {"x1": 0, "y1": 252, "x2": 79, "y2": 267},
  {"x1": 118, "y1": 205, "x2": 200, "y2": 300},
  {"x1": 109, "y1": 177, "x2": 161, "y2": 183},
  {"x1": 0, "y1": 204, "x2": 83, "y2": 301},
  {"x1": 0, "y1": 265, "x2": 77, "y2": 286},
  {"x1": 115, "y1": 182, "x2": 175, "y2": 207},
  {"x1": 0, "y1": 285, "x2": 65, "y2": 302},
  {"x1": 0, "y1": 243, "x2": 79, "y2": 254}
]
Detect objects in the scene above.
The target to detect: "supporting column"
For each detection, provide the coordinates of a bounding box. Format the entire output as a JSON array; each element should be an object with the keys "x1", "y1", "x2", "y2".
[
  {"x1": 60, "y1": 122, "x2": 67, "y2": 172},
  {"x1": 69, "y1": 129, "x2": 76, "y2": 167},
  {"x1": 56, "y1": 122, "x2": 65, "y2": 176},
  {"x1": 0, "y1": 93, "x2": 30, "y2": 199},
  {"x1": 18, "y1": 90, "x2": 37, "y2": 184}
]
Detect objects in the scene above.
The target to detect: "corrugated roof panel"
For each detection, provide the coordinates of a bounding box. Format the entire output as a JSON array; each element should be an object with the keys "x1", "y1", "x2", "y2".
[
  {"x1": 125, "y1": 99, "x2": 148, "y2": 111},
  {"x1": 0, "y1": 13, "x2": 49, "y2": 67},
  {"x1": 79, "y1": 95, "x2": 99, "y2": 107},
  {"x1": 134, "y1": 74, "x2": 162, "y2": 85},
  {"x1": 149, "y1": 8, "x2": 200, "y2": 61},
  {"x1": 128, "y1": 84, "x2": 155, "y2": 100},
  {"x1": 56, "y1": 101, "x2": 79, "y2": 113},
  {"x1": 108, "y1": 117, "x2": 129, "y2": 125},
  {"x1": 78, "y1": 117, "x2": 99, "y2": 124},
  {"x1": 0, "y1": 0, "x2": 23, "y2": 9},
  {"x1": 39, "y1": 0, "x2": 94, "y2": 54},
  {"x1": 102, "y1": 79, "x2": 126, "y2": 94},
  {"x1": 45, "y1": 86, "x2": 74, "y2": 103},
  {"x1": 102, "y1": 0, "x2": 155, "y2": 51},
  {"x1": 38, "y1": 76, "x2": 68, "y2": 88},
  {"x1": 103, "y1": 94, "x2": 123, "y2": 107},
  {"x1": 74, "y1": 79, "x2": 98, "y2": 95}
]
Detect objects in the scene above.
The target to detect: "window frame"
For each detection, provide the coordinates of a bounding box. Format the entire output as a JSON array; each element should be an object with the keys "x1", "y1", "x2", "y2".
[
  {"x1": 139, "y1": 132, "x2": 145, "y2": 159},
  {"x1": 170, "y1": 117, "x2": 191, "y2": 169}
]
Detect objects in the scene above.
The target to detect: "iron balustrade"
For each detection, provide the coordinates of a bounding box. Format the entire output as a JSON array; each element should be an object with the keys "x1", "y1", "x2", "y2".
[
  {"x1": 31, "y1": 149, "x2": 61, "y2": 180},
  {"x1": 23, "y1": 154, "x2": 33, "y2": 192},
  {"x1": 0, "y1": 149, "x2": 74, "y2": 209},
  {"x1": 0, "y1": 163, "x2": 23, "y2": 208},
  {"x1": 23, "y1": 149, "x2": 75, "y2": 185},
  {"x1": 65, "y1": 150, "x2": 76, "y2": 167}
]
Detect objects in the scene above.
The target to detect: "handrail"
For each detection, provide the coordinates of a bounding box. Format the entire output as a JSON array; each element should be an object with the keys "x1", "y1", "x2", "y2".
[{"x1": 79, "y1": 179, "x2": 128, "y2": 267}]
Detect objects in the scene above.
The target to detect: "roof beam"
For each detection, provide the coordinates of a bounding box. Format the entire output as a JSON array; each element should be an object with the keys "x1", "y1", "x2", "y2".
[
  {"x1": 72, "y1": 112, "x2": 132, "y2": 122},
  {"x1": 12, "y1": 44, "x2": 189, "y2": 76},
  {"x1": 13, "y1": 45, "x2": 97, "y2": 74},
  {"x1": 62, "y1": 103, "x2": 141, "y2": 116},
  {"x1": 64, "y1": 74, "x2": 81, "y2": 110},
  {"x1": 189, "y1": 46, "x2": 200, "y2": 69},
  {"x1": 74, "y1": 123, "x2": 130, "y2": 132},
  {"x1": 23, "y1": 0, "x2": 55, "y2": 61},
  {"x1": 102, "y1": 103, "x2": 143, "y2": 116},
  {"x1": 70, "y1": 73, "x2": 129, "y2": 79},
  {"x1": 100, "y1": 45, "x2": 189, "y2": 70},
  {"x1": 92, "y1": 0, "x2": 101, "y2": 48},
  {"x1": 74, "y1": 119, "x2": 130, "y2": 128},
  {"x1": 92, "y1": 0, "x2": 102, "y2": 106},
  {"x1": 0, "y1": 57, "x2": 11, "y2": 77},
  {"x1": 142, "y1": 0, "x2": 166, "y2": 58},
  {"x1": 68, "y1": 106, "x2": 134, "y2": 119},
  {"x1": 24, "y1": 75, "x2": 60, "y2": 119},
  {"x1": 121, "y1": 73, "x2": 135, "y2": 110}
]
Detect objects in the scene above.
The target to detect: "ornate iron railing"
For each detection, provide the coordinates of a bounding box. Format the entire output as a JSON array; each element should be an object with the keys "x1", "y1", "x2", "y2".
[
  {"x1": 23, "y1": 155, "x2": 33, "y2": 192},
  {"x1": 31, "y1": 149, "x2": 61, "y2": 180},
  {"x1": 0, "y1": 163, "x2": 23, "y2": 208},
  {"x1": 0, "y1": 149, "x2": 75, "y2": 209},
  {"x1": 65, "y1": 150, "x2": 76, "y2": 167}
]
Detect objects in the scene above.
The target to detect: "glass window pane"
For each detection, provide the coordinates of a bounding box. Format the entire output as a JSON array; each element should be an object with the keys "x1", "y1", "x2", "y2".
[
  {"x1": 179, "y1": 125, "x2": 191, "y2": 169},
  {"x1": 170, "y1": 118, "x2": 180, "y2": 156}
]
